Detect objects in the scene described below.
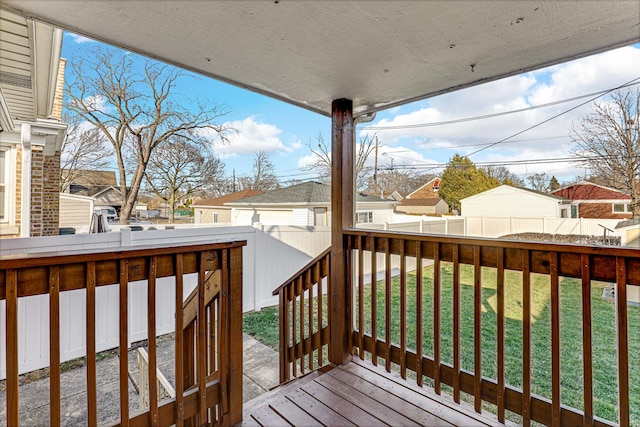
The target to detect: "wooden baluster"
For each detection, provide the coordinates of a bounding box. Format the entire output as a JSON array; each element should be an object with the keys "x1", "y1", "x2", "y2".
[
  {"x1": 197, "y1": 252, "x2": 208, "y2": 425},
  {"x1": 433, "y1": 242, "x2": 441, "y2": 395},
  {"x1": 6, "y1": 269, "x2": 18, "y2": 427},
  {"x1": 307, "y1": 269, "x2": 313, "y2": 371},
  {"x1": 358, "y1": 235, "x2": 365, "y2": 360},
  {"x1": 580, "y1": 254, "x2": 593, "y2": 427},
  {"x1": 292, "y1": 278, "x2": 297, "y2": 378},
  {"x1": 119, "y1": 259, "x2": 130, "y2": 426},
  {"x1": 384, "y1": 238, "x2": 392, "y2": 372},
  {"x1": 496, "y1": 249, "x2": 506, "y2": 423},
  {"x1": 453, "y1": 244, "x2": 460, "y2": 404},
  {"x1": 298, "y1": 276, "x2": 305, "y2": 374},
  {"x1": 315, "y1": 261, "x2": 322, "y2": 367},
  {"x1": 279, "y1": 288, "x2": 289, "y2": 383},
  {"x1": 400, "y1": 239, "x2": 407, "y2": 379},
  {"x1": 86, "y1": 262, "x2": 98, "y2": 427},
  {"x1": 616, "y1": 256, "x2": 630, "y2": 427},
  {"x1": 175, "y1": 254, "x2": 185, "y2": 427},
  {"x1": 370, "y1": 236, "x2": 378, "y2": 366},
  {"x1": 147, "y1": 257, "x2": 158, "y2": 426},
  {"x1": 550, "y1": 252, "x2": 560, "y2": 427},
  {"x1": 522, "y1": 249, "x2": 531, "y2": 427},
  {"x1": 473, "y1": 246, "x2": 482, "y2": 413},
  {"x1": 415, "y1": 242, "x2": 423, "y2": 387},
  {"x1": 49, "y1": 266, "x2": 61, "y2": 426}
]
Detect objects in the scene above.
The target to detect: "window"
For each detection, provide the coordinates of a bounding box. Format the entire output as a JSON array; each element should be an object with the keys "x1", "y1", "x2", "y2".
[
  {"x1": 212, "y1": 212, "x2": 218, "y2": 223},
  {"x1": 613, "y1": 203, "x2": 632, "y2": 213},
  {"x1": 356, "y1": 211, "x2": 373, "y2": 224},
  {"x1": 314, "y1": 208, "x2": 326, "y2": 226}
]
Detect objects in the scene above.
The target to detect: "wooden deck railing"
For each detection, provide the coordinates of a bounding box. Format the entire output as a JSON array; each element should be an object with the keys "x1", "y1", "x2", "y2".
[
  {"x1": 272, "y1": 247, "x2": 331, "y2": 383},
  {"x1": 0, "y1": 240, "x2": 245, "y2": 427},
  {"x1": 344, "y1": 228, "x2": 639, "y2": 427}
]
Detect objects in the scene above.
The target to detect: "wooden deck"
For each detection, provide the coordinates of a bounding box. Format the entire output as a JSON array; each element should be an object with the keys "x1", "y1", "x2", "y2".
[{"x1": 238, "y1": 358, "x2": 505, "y2": 427}]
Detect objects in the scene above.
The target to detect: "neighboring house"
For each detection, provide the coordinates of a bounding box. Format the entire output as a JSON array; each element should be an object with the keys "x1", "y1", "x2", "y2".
[
  {"x1": 225, "y1": 181, "x2": 397, "y2": 226},
  {"x1": 395, "y1": 198, "x2": 449, "y2": 216},
  {"x1": 396, "y1": 177, "x2": 448, "y2": 215},
  {"x1": 551, "y1": 181, "x2": 633, "y2": 219},
  {"x1": 0, "y1": 11, "x2": 67, "y2": 237},
  {"x1": 192, "y1": 189, "x2": 263, "y2": 224},
  {"x1": 461, "y1": 185, "x2": 570, "y2": 218},
  {"x1": 59, "y1": 169, "x2": 123, "y2": 227},
  {"x1": 366, "y1": 190, "x2": 404, "y2": 201}
]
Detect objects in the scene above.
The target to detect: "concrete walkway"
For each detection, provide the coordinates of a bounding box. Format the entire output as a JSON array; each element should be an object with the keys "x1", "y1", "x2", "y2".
[{"x1": 0, "y1": 334, "x2": 279, "y2": 426}]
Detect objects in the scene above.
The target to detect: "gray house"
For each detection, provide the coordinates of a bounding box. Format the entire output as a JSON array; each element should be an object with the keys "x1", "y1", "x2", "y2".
[{"x1": 225, "y1": 181, "x2": 397, "y2": 226}]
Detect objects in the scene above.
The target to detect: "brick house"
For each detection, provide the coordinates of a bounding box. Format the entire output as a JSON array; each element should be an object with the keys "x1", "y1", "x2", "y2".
[
  {"x1": 551, "y1": 181, "x2": 633, "y2": 219},
  {"x1": 0, "y1": 11, "x2": 67, "y2": 238},
  {"x1": 395, "y1": 177, "x2": 449, "y2": 215}
]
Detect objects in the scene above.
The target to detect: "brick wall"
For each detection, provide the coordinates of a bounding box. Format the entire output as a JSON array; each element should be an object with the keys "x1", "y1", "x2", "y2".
[
  {"x1": 579, "y1": 202, "x2": 632, "y2": 219},
  {"x1": 42, "y1": 152, "x2": 60, "y2": 235},
  {"x1": 30, "y1": 147, "x2": 44, "y2": 237}
]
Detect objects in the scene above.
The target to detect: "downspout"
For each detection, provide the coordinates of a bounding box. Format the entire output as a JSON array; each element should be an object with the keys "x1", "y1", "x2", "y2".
[{"x1": 21, "y1": 123, "x2": 32, "y2": 237}]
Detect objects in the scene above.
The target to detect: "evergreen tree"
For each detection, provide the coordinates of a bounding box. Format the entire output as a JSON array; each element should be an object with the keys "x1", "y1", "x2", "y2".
[{"x1": 439, "y1": 154, "x2": 500, "y2": 213}]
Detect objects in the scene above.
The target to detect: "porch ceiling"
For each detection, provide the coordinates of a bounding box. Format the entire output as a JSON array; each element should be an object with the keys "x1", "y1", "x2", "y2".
[{"x1": 2, "y1": 1, "x2": 639, "y2": 117}]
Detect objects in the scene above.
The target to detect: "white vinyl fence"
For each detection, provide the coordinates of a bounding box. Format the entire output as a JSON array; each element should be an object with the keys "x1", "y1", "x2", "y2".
[
  {"x1": 7, "y1": 214, "x2": 609, "y2": 379},
  {"x1": 0, "y1": 225, "x2": 330, "y2": 379},
  {"x1": 465, "y1": 216, "x2": 622, "y2": 239}
]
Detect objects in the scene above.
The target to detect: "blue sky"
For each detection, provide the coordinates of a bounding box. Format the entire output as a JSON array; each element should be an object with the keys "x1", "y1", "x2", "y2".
[{"x1": 62, "y1": 32, "x2": 640, "y2": 187}]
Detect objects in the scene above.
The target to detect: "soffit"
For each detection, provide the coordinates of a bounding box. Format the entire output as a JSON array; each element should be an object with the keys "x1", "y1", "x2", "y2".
[{"x1": 2, "y1": 1, "x2": 639, "y2": 117}]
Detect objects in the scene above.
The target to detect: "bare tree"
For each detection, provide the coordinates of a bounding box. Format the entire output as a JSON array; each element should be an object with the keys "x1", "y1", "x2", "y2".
[
  {"x1": 526, "y1": 172, "x2": 550, "y2": 192},
  {"x1": 366, "y1": 170, "x2": 434, "y2": 197},
  {"x1": 571, "y1": 88, "x2": 640, "y2": 217},
  {"x1": 59, "y1": 114, "x2": 113, "y2": 192},
  {"x1": 304, "y1": 132, "x2": 376, "y2": 190},
  {"x1": 481, "y1": 165, "x2": 525, "y2": 187},
  {"x1": 144, "y1": 138, "x2": 225, "y2": 222},
  {"x1": 65, "y1": 46, "x2": 231, "y2": 223},
  {"x1": 237, "y1": 151, "x2": 279, "y2": 191}
]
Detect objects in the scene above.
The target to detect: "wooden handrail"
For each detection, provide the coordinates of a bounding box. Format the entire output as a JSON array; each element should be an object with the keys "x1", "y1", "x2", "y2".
[
  {"x1": 182, "y1": 269, "x2": 221, "y2": 326},
  {"x1": 345, "y1": 229, "x2": 637, "y2": 427},
  {"x1": 0, "y1": 241, "x2": 246, "y2": 427},
  {"x1": 274, "y1": 247, "x2": 331, "y2": 383}
]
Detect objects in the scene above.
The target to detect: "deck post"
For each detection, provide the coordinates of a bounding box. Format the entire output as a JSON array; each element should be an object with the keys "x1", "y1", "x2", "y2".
[{"x1": 329, "y1": 98, "x2": 354, "y2": 365}]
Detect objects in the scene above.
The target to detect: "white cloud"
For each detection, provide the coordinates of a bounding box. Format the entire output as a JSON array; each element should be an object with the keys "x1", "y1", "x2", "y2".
[
  {"x1": 356, "y1": 44, "x2": 640, "y2": 183},
  {"x1": 67, "y1": 33, "x2": 95, "y2": 44},
  {"x1": 210, "y1": 117, "x2": 299, "y2": 158}
]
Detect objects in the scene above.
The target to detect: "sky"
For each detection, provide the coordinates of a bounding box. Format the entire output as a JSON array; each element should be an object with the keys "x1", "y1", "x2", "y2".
[{"x1": 62, "y1": 32, "x2": 640, "y2": 188}]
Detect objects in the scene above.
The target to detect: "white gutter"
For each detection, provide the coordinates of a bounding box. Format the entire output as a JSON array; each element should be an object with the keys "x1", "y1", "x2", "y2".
[{"x1": 20, "y1": 123, "x2": 31, "y2": 237}]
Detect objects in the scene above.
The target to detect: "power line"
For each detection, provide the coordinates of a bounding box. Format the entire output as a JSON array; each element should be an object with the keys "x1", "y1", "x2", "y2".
[
  {"x1": 360, "y1": 81, "x2": 640, "y2": 131},
  {"x1": 466, "y1": 76, "x2": 640, "y2": 157}
]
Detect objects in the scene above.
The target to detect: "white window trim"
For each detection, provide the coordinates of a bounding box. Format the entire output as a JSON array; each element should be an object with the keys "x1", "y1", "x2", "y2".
[
  {"x1": 612, "y1": 203, "x2": 632, "y2": 213},
  {"x1": 355, "y1": 211, "x2": 374, "y2": 224}
]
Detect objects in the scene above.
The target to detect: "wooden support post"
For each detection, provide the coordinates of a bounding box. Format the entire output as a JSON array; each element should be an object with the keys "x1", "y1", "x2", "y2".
[{"x1": 329, "y1": 98, "x2": 354, "y2": 365}]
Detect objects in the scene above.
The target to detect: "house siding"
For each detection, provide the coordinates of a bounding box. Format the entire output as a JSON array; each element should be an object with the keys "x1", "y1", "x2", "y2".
[
  {"x1": 577, "y1": 202, "x2": 632, "y2": 219},
  {"x1": 59, "y1": 194, "x2": 92, "y2": 228},
  {"x1": 462, "y1": 186, "x2": 562, "y2": 218}
]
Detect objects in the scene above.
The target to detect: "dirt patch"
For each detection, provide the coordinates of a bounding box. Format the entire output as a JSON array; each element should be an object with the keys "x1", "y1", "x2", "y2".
[{"x1": 499, "y1": 232, "x2": 620, "y2": 246}]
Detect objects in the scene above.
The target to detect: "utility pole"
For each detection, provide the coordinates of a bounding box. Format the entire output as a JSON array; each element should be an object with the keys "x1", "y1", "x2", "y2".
[
  {"x1": 373, "y1": 136, "x2": 379, "y2": 193},
  {"x1": 232, "y1": 169, "x2": 236, "y2": 192}
]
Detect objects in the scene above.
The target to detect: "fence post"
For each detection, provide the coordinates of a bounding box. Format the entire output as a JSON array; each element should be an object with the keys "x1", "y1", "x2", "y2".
[
  {"x1": 227, "y1": 245, "x2": 244, "y2": 425},
  {"x1": 121, "y1": 228, "x2": 132, "y2": 247}
]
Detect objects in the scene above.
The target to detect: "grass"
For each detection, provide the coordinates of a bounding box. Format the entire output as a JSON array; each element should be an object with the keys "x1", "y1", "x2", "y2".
[
  {"x1": 243, "y1": 263, "x2": 640, "y2": 425},
  {"x1": 243, "y1": 305, "x2": 280, "y2": 350}
]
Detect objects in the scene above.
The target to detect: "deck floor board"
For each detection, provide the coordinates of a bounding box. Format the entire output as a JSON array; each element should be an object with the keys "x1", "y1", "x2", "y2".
[{"x1": 239, "y1": 359, "x2": 505, "y2": 426}]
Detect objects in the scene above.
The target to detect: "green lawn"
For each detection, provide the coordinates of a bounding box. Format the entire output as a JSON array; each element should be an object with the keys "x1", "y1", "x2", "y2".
[{"x1": 244, "y1": 263, "x2": 640, "y2": 425}]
